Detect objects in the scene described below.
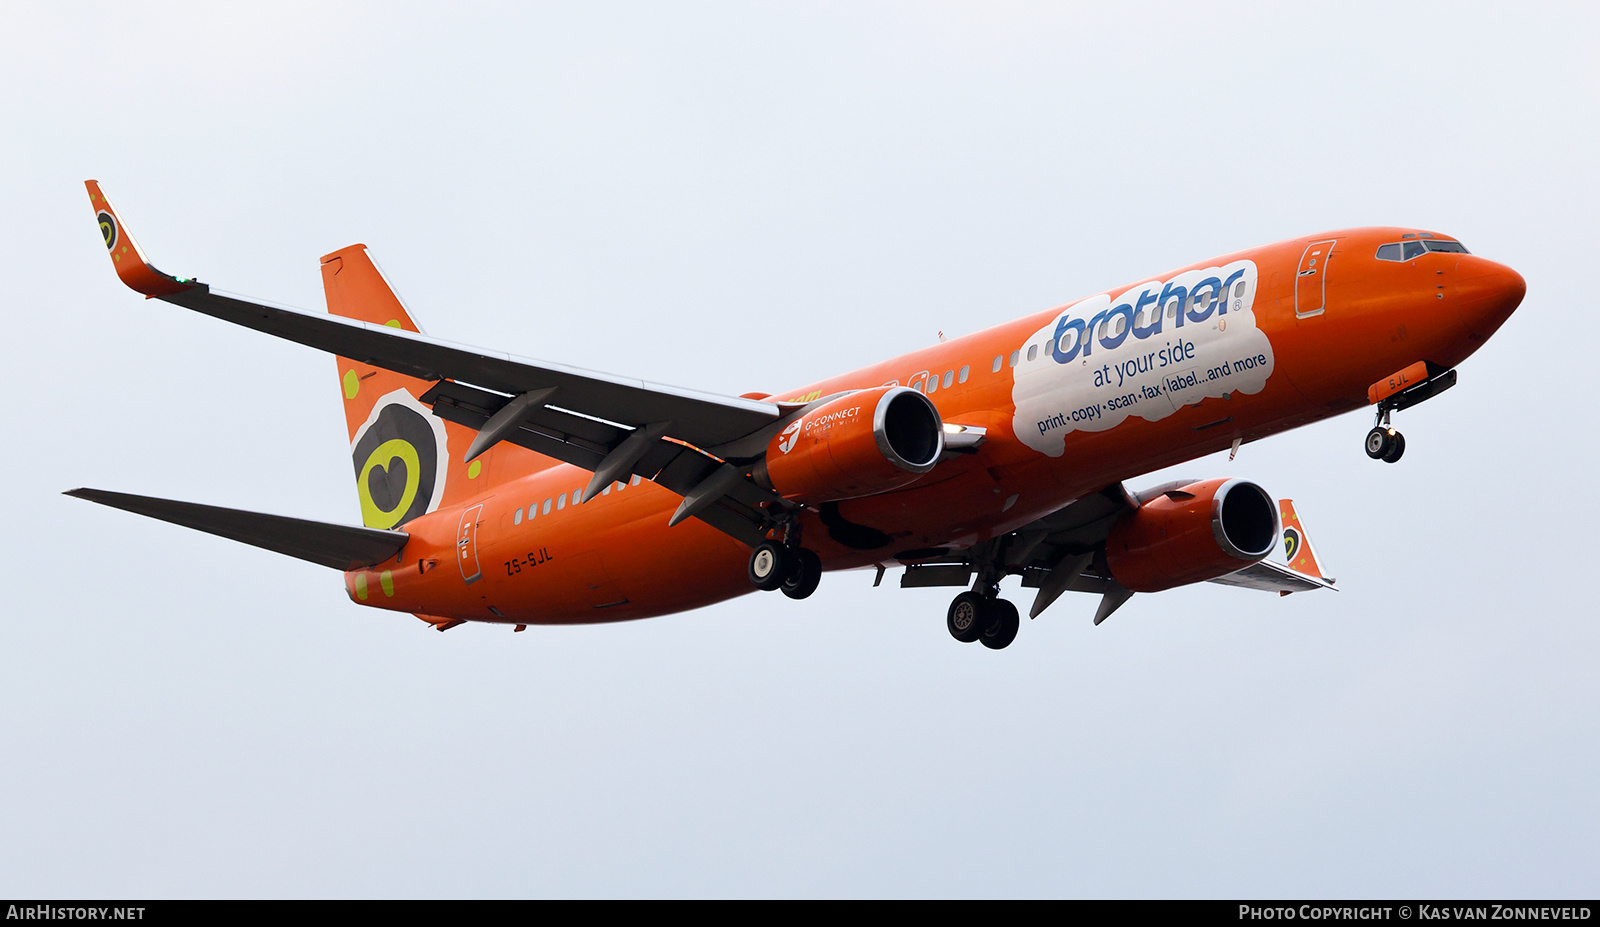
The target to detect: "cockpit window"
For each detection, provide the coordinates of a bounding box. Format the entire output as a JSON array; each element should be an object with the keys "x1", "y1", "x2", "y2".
[{"x1": 1377, "y1": 238, "x2": 1470, "y2": 262}]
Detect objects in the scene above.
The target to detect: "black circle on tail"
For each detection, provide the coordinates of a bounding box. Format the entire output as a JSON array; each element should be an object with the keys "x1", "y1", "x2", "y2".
[
  {"x1": 351, "y1": 402, "x2": 439, "y2": 529},
  {"x1": 98, "y1": 211, "x2": 118, "y2": 251}
]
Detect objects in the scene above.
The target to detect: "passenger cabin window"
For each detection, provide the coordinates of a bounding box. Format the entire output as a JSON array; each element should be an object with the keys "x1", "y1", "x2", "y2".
[
  {"x1": 1009, "y1": 350, "x2": 1020, "y2": 368},
  {"x1": 958, "y1": 365, "x2": 970, "y2": 383},
  {"x1": 992, "y1": 355, "x2": 1003, "y2": 373},
  {"x1": 513, "y1": 508, "x2": 523, "y2": 525},
  {"x1": 542, "y1": 498, "x2": 552, "y2": 515},
  {"x1": 631, "y1": 475, "x2": 642, "y2": 486},
  {"x1": 557, "y1": 492, "x2": 567, "y2": 511},
  {"x1": 1027, "y1": 344, "x2": 1038, "y2": 362},
  {"x1": 942, "y1": 370, "x2": 954, "y2": 389},
  {"x1": 927, "y1": 376, "x2": 937, "y2": 394}
]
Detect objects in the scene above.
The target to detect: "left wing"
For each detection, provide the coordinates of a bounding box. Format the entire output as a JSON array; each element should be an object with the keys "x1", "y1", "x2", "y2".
[{"x1": 88, "y1": 181, "x2": 809, "y2": 545}]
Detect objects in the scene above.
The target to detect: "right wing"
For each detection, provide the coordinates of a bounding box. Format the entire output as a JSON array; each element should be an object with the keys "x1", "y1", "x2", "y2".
[
  {"x1": 893, "y1": 484, "x2": 1336, "y2": 622},
  {"x1": 65, "y1": 488, "x2": 407, "y2": 571}
]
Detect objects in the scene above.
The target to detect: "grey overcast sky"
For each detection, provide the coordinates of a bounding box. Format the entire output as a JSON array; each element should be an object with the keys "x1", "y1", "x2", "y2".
[{"x1": 2, "y1": 2, "x2": 1596, "y2": 898}]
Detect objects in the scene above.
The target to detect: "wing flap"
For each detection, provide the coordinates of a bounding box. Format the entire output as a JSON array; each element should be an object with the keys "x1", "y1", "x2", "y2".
[{"x1": 65, "y1": 488, "x2": 407, "y2": 571}]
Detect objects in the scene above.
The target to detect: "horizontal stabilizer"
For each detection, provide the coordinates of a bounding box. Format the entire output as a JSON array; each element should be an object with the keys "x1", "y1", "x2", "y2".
[
  {"x1": 65, "y1": 488, "x2": 407, "y2": 570},
  {"x1": 1209, "y1": 558, "x2": 1337, "y2": 594}
]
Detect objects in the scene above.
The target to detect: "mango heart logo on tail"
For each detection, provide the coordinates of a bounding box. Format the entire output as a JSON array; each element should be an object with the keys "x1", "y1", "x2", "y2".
[
  {"x1": 350, "y1": 389, "x2": 450, "y2": 529},
  {"x1": 98, "y1": 211, "x2": 118, "y2": 251},
  {"x1": 1283, "y1": 526, "x2": 1302, "y2": 563}
]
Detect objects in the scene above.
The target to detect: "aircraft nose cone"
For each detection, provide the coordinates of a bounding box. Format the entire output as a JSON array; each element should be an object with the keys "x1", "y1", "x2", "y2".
[{"x1": 1456, "y1": 256, "x2": 1526, "y2": 333}]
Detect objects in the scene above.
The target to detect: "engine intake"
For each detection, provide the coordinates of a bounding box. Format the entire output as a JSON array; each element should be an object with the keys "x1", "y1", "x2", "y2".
[
  {"x1": 754, "y1": 386, "x2": 944, "y2": 503},
  {"x1": 1104, "y1": 478, "x2": 1279, "y2": 592}
]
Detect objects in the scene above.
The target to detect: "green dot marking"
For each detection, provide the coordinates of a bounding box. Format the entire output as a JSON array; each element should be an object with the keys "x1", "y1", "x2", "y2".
[
  {"x1": 380, "y1": 570, "x2": 395, "y2": 597},
  {"x1": 353, "y1": 573, "x2": 369, "y2": 600},
  {"x1": 385, "y1": 319, "x2": 403, "y2": 328},
  {"x1": 343, "y1": 369, "x2": 360, "y2": 399},
  {"x1": 468, "y1": 460, "x2": 482, "y2": 479}
]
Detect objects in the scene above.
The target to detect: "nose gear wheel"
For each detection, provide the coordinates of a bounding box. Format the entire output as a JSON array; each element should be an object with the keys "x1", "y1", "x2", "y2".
[{"x1": 1364, "y1": 407, "x2": 1406, "y2": 464}]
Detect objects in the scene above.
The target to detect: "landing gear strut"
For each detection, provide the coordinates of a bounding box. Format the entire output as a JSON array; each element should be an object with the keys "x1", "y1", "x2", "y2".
[{"x1": 1365, "y1": 406, "x2": 1405, "y2": 464}]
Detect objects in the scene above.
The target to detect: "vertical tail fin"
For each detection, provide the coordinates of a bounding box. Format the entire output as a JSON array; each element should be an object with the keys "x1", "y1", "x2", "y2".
[
  {"x1": 321, "y1": 245, "x2": 425, "y2": 334},
  {"x1": 324, "y1": 246, "x2": 514, "y2": 527},
  {"x1": 1278, "y1": 499, "x2": 1330, "y2": 579}
]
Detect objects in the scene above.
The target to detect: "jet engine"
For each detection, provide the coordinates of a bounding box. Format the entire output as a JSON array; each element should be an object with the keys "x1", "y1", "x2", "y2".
[
  {"x1": 1103, "y1": 478, "x2": 1280, "y2": 592},
  {"x1": 753, "y1": 386, "x2": 944, "y2": 503}
]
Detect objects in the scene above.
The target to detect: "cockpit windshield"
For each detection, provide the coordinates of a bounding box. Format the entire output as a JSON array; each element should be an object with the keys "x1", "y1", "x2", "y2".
[{"x1": 1376, "y1": 238, "x2": 1470, "y2": 262}]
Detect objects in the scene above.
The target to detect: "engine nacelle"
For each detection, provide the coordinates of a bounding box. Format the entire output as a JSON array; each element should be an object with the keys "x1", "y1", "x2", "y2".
[
  {"x1": 1104, "y1": 478, "x2": 1280, "y2": 592},
  {"x1": 753, "y1": 386, "x2": 944, "y2": 503}
]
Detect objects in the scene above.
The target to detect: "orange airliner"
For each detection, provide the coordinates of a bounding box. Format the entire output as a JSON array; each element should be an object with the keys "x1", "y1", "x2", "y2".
[{"x1": 72, "y1": 182, "x2": 1525, "y2": 648}]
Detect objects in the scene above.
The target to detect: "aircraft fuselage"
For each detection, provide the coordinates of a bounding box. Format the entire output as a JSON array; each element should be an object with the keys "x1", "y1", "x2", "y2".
[{"x1": 343, "y1": 227, "x2": 1524, "y2": 625}]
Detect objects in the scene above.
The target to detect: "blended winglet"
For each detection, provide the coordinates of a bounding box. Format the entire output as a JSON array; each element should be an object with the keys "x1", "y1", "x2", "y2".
[{"x1": 85, "y1": 180, "x2": 197, "y2": 297}]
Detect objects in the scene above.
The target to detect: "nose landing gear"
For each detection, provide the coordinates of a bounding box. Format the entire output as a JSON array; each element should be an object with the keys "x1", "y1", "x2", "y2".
[{"x1": 1363, "y1": 364, "x2": 1460, "y2": 464}]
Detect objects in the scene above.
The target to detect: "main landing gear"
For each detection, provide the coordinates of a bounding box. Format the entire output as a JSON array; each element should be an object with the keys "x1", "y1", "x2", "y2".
[
  {"x1": 1365, "y1": 405, "x2": 1406, "y2": 464},
  {"x1": 946, "y1": 589, "x2": 1020, "y2": 650},
  {"x1": 747, "y1": 540, "x2": 822, "y2": 600}
]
